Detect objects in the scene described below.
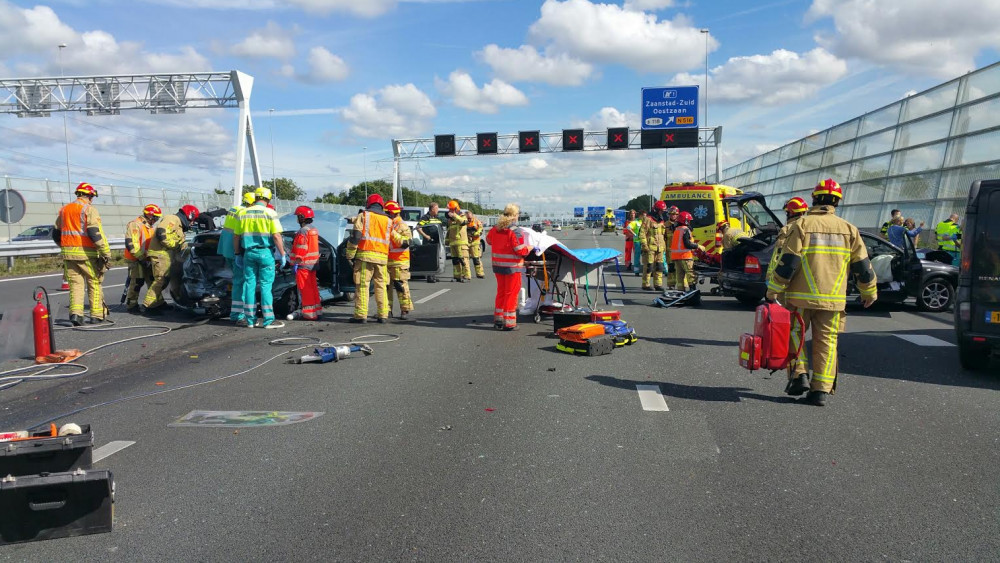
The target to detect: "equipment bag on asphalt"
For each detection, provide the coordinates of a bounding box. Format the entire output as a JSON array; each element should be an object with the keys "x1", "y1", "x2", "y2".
[
  {"x1": 556, "y1": 323, "x2": 607, "y2": 343},
  {"x1": 598, "y1": 320, "x2": 637, "y2": 346},
  {"x1": 0, "y1": 468, "x2": 114, "y2": 545},
  {"x1": 590, "y1": 310, "x2": 621, "y2": 322},
  {"x1": 743, "y1": 302, "x2": 805, "y2": 371},
  {"x1": 556, "y1": 334, "x2": 615, "y2": 356}
]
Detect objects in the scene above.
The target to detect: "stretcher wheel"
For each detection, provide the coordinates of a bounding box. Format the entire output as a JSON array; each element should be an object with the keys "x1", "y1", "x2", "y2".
[{"x1": 534, "y1": 313, "x2": 541, "y2": 323}]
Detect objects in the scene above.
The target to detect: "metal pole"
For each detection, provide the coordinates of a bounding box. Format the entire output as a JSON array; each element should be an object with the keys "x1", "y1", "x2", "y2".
[
  {"x1": 701, "y1": 28, "x2": 709, "y2": 182},
  {"x1": 58, "y1": 44, "x2": 71, "y2": 190},
  {"x1": 268, "y1": 108, "x2": 275, "y2": 182},
  {"x1": 363, "y1": 146, "x2": 368, "y2": 200}
]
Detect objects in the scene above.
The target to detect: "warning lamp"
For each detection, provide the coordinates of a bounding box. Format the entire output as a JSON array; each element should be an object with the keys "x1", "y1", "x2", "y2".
[
  {"x1": 563, "y1": 128, "x2": 584, "y2": 151},
  {"x1": 434, "y1": 134, "x2": 456, "y2": 156},
  {"x1": 477, "y1": 132, "x2": 498, "y2": 155},
  {"x1": 518, "y1": 130, "x2": 540, "y2": 153},
  {"x1": 607, "y1": 127, "x2": 629, "y2": 150}
]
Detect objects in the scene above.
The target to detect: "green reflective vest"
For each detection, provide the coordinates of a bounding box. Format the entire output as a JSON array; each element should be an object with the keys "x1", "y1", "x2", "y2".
[{"x1": 935, "y1": 220, "x2": 960, "y2": 252}]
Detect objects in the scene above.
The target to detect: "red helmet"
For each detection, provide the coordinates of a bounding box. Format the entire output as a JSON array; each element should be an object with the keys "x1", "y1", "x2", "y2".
[
  {"x1": 366, "y1": 194, "x2": 385, "y2": 207},
  {"x1": 294, "y1": 205, "x2": 314, "y2": 219},
  {"x1": 677, "y1": 211, "x2": 693, "y2": 226},
  {"x1": 783, "y1": 197, "x2": 809, "y2": 214},
  {"x1": 653, "y1": 200, "x2": 667, "y2": 212},
  {"x1": 180, "y1": 204, "x2": 200, "y2": 221},
  {"x1": 75, "y1": 182, "x2": 98, "y2": 198},
  {"x1": 384, "y1": 200, "x2": 402, "y2": 214},
  {"x1": 812, "y1": 178, "x2": 843, "y2": 200},
  {"x1": 716, "y1": 220, "x2": 729, "y2": 231},
  {"x1": 143, "y1": 204, "x2": 162, "y2": 217},
  {"x1": 667, "y1": 206, "x2": 680, "y2": 214}
]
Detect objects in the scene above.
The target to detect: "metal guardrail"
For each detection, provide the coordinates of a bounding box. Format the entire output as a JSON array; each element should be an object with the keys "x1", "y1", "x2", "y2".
[{"x1": 0, "y1": 238, "x2": 126, "y2": 258}]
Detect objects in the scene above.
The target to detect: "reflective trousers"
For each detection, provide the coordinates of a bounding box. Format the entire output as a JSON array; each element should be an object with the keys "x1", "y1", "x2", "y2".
[
  {"x1": 142, "y1": 252, "x2": 174, "y2": 309},
  {"x1": 450, "y1": 243, "x2": 470, "y2": 279},
  {"x1": 469, "y1": 240, "x2": 485, "y2": 277},
  {"x1": 125, "y1": 260, "x2": 153, "y2": 308},
  {"x1": 624, "y1": 240, "x2": 633, "y2": 264},
  {"x1": 672, "y1": 258, "x2": 695, "y2": 290},
  {"x1": 387, "y1": 265, "x2": 413, "y2": 315},
  {"x1": 642, "y1": 250, "x2": 664, "y2": 287},
  {"x1": 243, "y1": 247, "x2": 276, "y2": 326},
  {"x1": 353, "y1": 260, "x2": 388, "y2": 320},
  {"x1": 225, "y1": 258, "x2": 246, "y2": 321},
  {"x1": 494, "y1": 273, "x2": 520, "y2": 328},
  {"x1": 65, "y1": 258, "x2": 105, "y2": 318},
  {"x1": 787, "y1": 306, "x2": 844, "y2": 394},
  {"x1": 296, "y1": 267, "x2": 321, "y2": 320}
]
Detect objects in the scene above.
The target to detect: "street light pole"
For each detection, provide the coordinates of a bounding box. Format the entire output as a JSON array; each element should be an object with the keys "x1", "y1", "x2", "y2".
[
  {"x1": 58, "y1": 43, "x2": 70, "y2": 190},
  {"x1": 268, "y1": 108, "x2": 275, "y2": 183},
  {"x1": 362, "y1": 147, "x2": 368, "y2": 200},
  {"x1": 700, "y1": 28, "x2": 710, "y2": 182}
]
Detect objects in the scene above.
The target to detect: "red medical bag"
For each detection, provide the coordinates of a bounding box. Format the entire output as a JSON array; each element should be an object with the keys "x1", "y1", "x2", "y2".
[
  {"x1": 739, "y1": 333, "x2": 761, "y2": 370},
  {"x1": 739, "y1": 303, "x2": 803, "y2": 372}
]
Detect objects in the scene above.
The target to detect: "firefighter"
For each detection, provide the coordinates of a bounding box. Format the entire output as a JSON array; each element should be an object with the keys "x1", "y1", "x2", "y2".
[
  {"x1": 53, "y1": 182, "x2": 112, "y2": 325},
  {"x1": 123, "y1": 204, "x2": 161, "y2": 313},
  {"x1": 445, "y1": 200, "x2": 470, "y2": 282},
  {"x1": 345, "y1": 194, "x2": 390, "y2": 323},
  {"x1": 664, "y1": 206, "x2": 680, "y2": 289},
  {"x1": 624, "y1": 210, "x2": 639, "y2": 265},
  {"x1": 717, "y1": 220, "x2": 750, "y2": 251},
  {"x1": 486, "y1": 204, "x2": 531, "y2": 331},
  {"x1": 143, "y1": 204, "x2": 199, "y2": 315},
  {"x1": 291, "y1": 206, "x2": 321, "y2": 320},
  {"x1": 641, "y1": 201, "x2": 669, "y2": 291},
  {"x1": 766, "y1": 197, "x2": 809, "y2": 279},
  {"x1": 233, "y1": 188, "x2": 286, "y2": 328},
  {"x1": 766, "y1": 179, "x2": 878, "y2": 406},
  {"x1": 935, "y1": 213, "x2": 962, "y2": 264},
  {"x1": 385, "y1": 200, "x2": 414, "y2": 320},
  {"x1": 417, "y1": 202, "x2": 443, "y2": 283},
  {"x1": 220, "y1": 192, "x2": 255, "y2": 322},
  {"x1": 465, "y1": 209, "x2": 486, "y2": 278},
  {"x1": 670, "y1": 211, "x2": 705, "y2": 293}
]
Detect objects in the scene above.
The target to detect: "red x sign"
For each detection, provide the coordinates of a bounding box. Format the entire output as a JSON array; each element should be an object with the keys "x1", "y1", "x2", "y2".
[
  {"x1": 568, "y1": 135, "x2": 578, "y2": 144},
  {"x1": 524, "y1": 136, "x2": 535, "y2": 146},
  {"x1": 613, "y1": 134, "x2": 624, "y2": 143},
  {"x1": 483, "y1": 138, "x2": 492, "y2": 147},
  {"x1": 665, "y1": 133, "x2": 675, "y2": 143}
]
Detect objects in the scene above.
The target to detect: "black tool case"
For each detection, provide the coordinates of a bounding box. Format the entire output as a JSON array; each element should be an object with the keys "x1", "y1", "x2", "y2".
[
  {"x1": 0, "y1": 469, "x2": 114, "y2": 544},
  {"x1": 0, "y1": 425, "x2": 93, "y2": 477},
  {"x1": 552, "y1": 310, "x2": 592, "y2": 334}
]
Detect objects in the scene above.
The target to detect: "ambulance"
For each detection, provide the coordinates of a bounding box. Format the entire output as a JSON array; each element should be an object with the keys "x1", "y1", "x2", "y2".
[{"x1": 658, "y1": 182, "x2": 746, "y2": 256}]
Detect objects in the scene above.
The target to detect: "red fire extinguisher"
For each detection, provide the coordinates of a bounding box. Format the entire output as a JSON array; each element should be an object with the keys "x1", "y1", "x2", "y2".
[{"x1": 32, "y1": 286, "x2": 54, "y2": 359}]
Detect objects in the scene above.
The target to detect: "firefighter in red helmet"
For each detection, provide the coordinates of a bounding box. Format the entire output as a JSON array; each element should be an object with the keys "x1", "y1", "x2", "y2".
[
  {"x1": 669, "y1": 211, "x2": 705, "y2": 293},
  {"x1": 143, "y1": 204, "x2": 199, "y2": 315}
]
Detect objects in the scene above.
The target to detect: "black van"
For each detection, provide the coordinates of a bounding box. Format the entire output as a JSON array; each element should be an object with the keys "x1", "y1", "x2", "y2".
[{"x1": 954, "y1": 179, "x2": 1000, "y2": 370}]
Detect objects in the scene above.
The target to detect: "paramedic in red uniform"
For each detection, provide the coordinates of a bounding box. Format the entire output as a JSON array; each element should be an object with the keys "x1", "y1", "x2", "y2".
[
  {"x1": 486, "y1": 203, "x2": 531, "y2": 331},
  {"x1": 291, "y1": 206, "x2": 321, "y2": 320}
]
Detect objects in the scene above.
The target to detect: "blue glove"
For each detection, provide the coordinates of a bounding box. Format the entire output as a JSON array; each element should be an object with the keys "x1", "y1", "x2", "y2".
[
  {"x1": 234, "y1": 255, "x2": 244, "y2": 270},
  {"x1": 280, "y1": 254, "x2": 288, "y2": 269}
]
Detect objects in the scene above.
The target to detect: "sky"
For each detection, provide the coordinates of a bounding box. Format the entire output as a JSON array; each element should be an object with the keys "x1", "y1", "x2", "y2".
[{"x1": 0, "y1": 0, "x2": 998, "y2": 215}]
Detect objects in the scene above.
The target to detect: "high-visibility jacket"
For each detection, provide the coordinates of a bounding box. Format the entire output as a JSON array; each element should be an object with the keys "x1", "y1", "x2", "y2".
[
  {"x1": 234, "y1": 203, "x2": 282, "y2": 250},
  {"x1": 124, "y1": 216, "x2": 153, "y2": 262},
  {"x1": 880, "y1": 221, "x2": 891, "y2": 238},
  {"x1": 670, "y1": 226, "x2": 697, "y2": 260},
  {"x1": 766, "y1": 205, "x2": 877, "y2": 311},
  {"x1": 388, "y1": 216, "x2": 412, "y2": 266},
  {"x1": 148, "y1": 213, "x2": 188, "y2": 256},
  {"x1": 291, "y1": 224, "x2": 320, "y2": 270},
  {"x1": 486, "y1": 226, "x2": 530, "y2": 274},
  {"x1": 446, "y1": 212, "x2": 468, "y2": 245},
  {"x1": 625, "y1": 219, "x2": 641, "y2": 241},
  {"x1": 346, "y1": 209, "x2": 390, "y2": 265},
  {"x1": 219, "y1": 205, "x2": 242, "y2": 260},
  {"x1": 466, "y1": 217, "x2": 483, "y2": 241},
  {"x1": 935, "y1": 220, "x2": 961, "y2": 252},
  {"x1": 641, "y1": 215, "x2": 668, "y2": 252},
  {"x1": 54, "y1": 197, "x2": 110, "y2": 261}
]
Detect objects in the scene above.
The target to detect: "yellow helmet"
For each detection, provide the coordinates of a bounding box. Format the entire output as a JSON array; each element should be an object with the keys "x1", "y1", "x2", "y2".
[
  {"x1": 242, "y1": 192, "x2": 255, "y2": 205},
  {"x1": 254, "y1": 187, "x2": 272, "y2": 201}
]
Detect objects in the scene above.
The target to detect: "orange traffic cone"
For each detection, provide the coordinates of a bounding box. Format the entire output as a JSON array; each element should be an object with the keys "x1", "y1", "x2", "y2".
[{"x1": 60, "y1": 278, "x2": 69, "y2": 291}]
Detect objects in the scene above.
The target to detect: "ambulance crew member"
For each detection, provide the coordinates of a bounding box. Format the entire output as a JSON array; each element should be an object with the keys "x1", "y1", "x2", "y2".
[
  {"x1": 291, "y1": 206, "x2": 321, "y2": 320},
  {"x1": 935, "y1": 213, "x2": 962, "y2": 264},
  {"x1": 345, "y1": 194, "x2": 390, "y2": 323},
  {"x1": 123, "y1": 204, "x2": 161, "y2": 313},
  {"x1": 233, "y1": 188, "x2": 286, "y2": 328},
  {"x1": 143, "y1": 204, "x2": 199, "y2": 315},
  {"x1": 486, "y1": 204, "x2": 531, "y2": 331},
  {"x1": 445, "y1": 200, "x2": 470, "y2": 282},
  {"x1": 766, "y1": 179, "x2": 877, "y2": 406},
  {"x1": 641, "y1": 201, "x2": 669, "y2": 291},
  {"x1": 670, "y1": 211, "x2": 705, "y2": 293},
  {"x1": 624, "y1": 210, "x2": 639, "y2": 264},
  {"x1": 54, "y1": 182, "x2": 112, "y2": 325},
  {"x1": 385, "y1": 200, "x2": 414, "y2": 320},
  {"x1": 220, "y1": 192, "x2": 255, "y2": 322},
  {"x1": 465, "y1": 210, "x2": 486, "y2": 279}
]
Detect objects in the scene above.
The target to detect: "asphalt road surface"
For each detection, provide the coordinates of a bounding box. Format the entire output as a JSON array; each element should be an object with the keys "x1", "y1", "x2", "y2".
[{"x1": 1, "y1": 228, "x2": 997, "y2": 561}]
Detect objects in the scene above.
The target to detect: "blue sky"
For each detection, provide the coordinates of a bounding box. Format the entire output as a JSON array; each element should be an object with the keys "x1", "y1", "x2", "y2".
[{"x1": 1, "y1": 0, "x2": 997, "y2": 214}]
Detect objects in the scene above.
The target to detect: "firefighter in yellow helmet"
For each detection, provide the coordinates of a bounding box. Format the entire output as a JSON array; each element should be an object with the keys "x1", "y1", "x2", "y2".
[
  {"x1": 142, "y1": 204, "x2": 199, "y2": 315},
  {"x1": 123, "y1": 204, "x2": 161, "y2": 313},
  {"x1": 766, "y1": 179, "x2": 877, "y2": 406},
  {"x1": 465, "y1": 209, "x2": 486, "y2": 278},
  {"x1": 345, "y1": 194, "x2": 391, "y2": 323},
  {"x1": 384, "y1": 200, "x2": 414, "y2": 320},
  {"x1": 53, "y1": 182, "x2": 111, "y2": 325},
  {"x1": 445, "y1": 200, "x2": 471, "y2": 282}
]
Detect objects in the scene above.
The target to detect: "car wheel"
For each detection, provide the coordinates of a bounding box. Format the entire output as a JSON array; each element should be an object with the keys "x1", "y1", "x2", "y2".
[
  {"x1": 735, "y1": 293, "x2": 760, "y2": 307},
  {"x1": 275, "y1": 287, "x2": 299, "y2": 319},
  {"x1": 344, "y1": 291, "x2": 356, "y2": 301},
  {"x1": 958, "y1": 340, "x2": 991, "y2": 371},
  {"x1": 917, "y1": 278, "x2": 953, "y2": 312}
]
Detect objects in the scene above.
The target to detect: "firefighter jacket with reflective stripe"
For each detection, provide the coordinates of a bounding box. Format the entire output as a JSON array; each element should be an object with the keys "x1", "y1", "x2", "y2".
[
  {"x1": 219, "y1": 205, "x2": 242, "y2": 260},
  {"x1": 767, "y1": 215, "x2": 801, "y2": 278},
  {"x1": 148, "y1": 213, "x2": 188, "y2": 255},
  {"x1": 55, "y1": 198, "x2": 110, "y2": 261},
  {"x1": 446, "y1": 212, "x2": 468, "y2": 245},
  {"x1": 346, "y1": 208, "x2": 390, "y2": 265},
  {"x1": 641, "y1": 215, "x2": 668, "y2": 252},
  {"x1": 935, "y1": 220, "x2": 961, "y2": 252},
  {"x1": 486, "y1": 226, "x2": 530, "y2": 274},
  {"x1": 234, "y1": 203, "x2": 282, "y2": 250},
  {"x1": 124, "y1": 216, "x2": 153, "y2": 262},
  {"x1": 388, "y1": 216, "x2": 412, "y2": 266},
  {"x1": 670, "y1": 226, "x2": 698, "y2": 260},
  {"x1": 722, "y1": 228, "x2": 750, "y2": 251},
  {"x1": 766, "y1": 205, "x2": 877, "y2": 311},
  {"x1": 466, "y1": 217, "x2": 483, "y2": 241},
  {"x1": 291, "y1": 225, "x2": 320, "y2": 270}
]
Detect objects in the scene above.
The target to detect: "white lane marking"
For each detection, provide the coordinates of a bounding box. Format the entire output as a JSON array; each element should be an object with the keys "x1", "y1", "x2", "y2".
[
  {"x1": 415, "y1": 288, "x2": 451, "y2": 304},
  {"x1": 92, "y1": 440, "x2": 136, "y2": 463},
  {"x1": 606, "y1": 283, "x2": 617, "y2": 287},
  {"x1": 52, "y1": 283, "x2": 125, "y2": 296},
  {"x1": 895, "y1": 334, "x2": 955, "y2": 347},
  {"x1": 636, "y1": 384, "x2": 669, "y2": 411},
  {"x1": 0, "y1": 267, "x2": 127, "y2": 284},
  {"x1": 611, "y1": 300, "x2": 624, "y2": 306}
]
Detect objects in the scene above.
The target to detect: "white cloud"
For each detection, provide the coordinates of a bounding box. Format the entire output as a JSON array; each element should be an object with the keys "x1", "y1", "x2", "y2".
[
  {"x1": 478, "y1": 44, "x2": 593, "y2": 86},
  {"x1": 571, "y1": 106, "x2": 638, "y2": 130},
  {"x1": 0, "y1": 2, "x2": 76, "y2": 55},
  {"x1": 302, "y1": 47, "x2": 350, "y2": 83},
  {"x1": 340, "y1": 83, "x2": 436, "y2": 139},
  {"x1": 806, "y1": 0, "x2": 1000, "y2": 77},
  {"x1": 671, "y1": 48, "x2": 848, "y2": 106},
  {"x1": 230, "y1": 22, "x2": 296, "y2": 59},
  {"x1": 284, "y1": 0, "x2": 397, "y2": 17},
  {"x1": 90, "y1": 114, "x2": 234, "y2": 169},
  {"x1": 435, "y1": 71, "x2": 529, "y2": 114},
  {"x1": 528, "y1": 0, "x2": 716, "y2": 73},
  {"x1": 622, "y1": 0, "x2": 675, "y2": 11}
]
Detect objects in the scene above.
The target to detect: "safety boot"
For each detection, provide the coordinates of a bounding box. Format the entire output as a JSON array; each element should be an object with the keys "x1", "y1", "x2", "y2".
[
  {"x1": 654, "y1": 286, "x2": 664, "y2": 292},
  {"x1": 125, "y1": 304, "x2": 139, "y2": 314},
  {"x1": 785, "y1": 374, "x2": 809, "y2": 396},
  {"x1": 349, "y1": 317, "x2": 367, "y2": 324},
  {"x1": 69, "y1": 314, "x2": 84, "y2": 327},
  {"x1": 642, "y1": 285, "x2": 652, "y2": 291},
  {"x1": 376, "y1": 317, "x2": 388, "y2": 324},
  {"x1": 805, "y1": 390, "x2": 828, "y2": 406}
]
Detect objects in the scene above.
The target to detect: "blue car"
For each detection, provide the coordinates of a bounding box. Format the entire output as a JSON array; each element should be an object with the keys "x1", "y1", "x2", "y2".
[{"x1": 12, "y1": 225, "x2": 55, "y2": 241}]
